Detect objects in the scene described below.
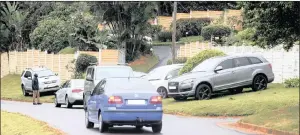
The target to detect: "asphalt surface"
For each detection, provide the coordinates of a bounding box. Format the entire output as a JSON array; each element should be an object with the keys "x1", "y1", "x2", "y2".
[
  {"x1": 1, "y1": 100, "x2": 254, "y2": 135},
  {"x1": 151, "y1": 45, "x2": 180, "y2": 70}
]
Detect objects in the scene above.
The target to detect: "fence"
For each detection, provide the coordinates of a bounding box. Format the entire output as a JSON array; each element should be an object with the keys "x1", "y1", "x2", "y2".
[
  {"x1": 176, "y1": 42, "x2": 300, "y2": 83},
  {"x1": 1, "y1": 49, "x2": 119, "y2": 81}
]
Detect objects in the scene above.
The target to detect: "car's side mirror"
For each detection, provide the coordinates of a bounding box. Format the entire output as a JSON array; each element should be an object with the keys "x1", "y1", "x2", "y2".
[
  {"x1": 86, "y1": 75, "x2": 93, "y2": 81},
  {"x1": 214, "y1": 66, "x2": 223, "y2": 72},
  {"x1": 27, "y1": 77, "x2": 32, "y2": 80},
  {"x1": 165, "y1": 75, "x2": 173, "y2": 80}
]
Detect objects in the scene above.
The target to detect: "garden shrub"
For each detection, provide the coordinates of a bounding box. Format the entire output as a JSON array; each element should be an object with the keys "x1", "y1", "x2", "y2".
[
  {"x1": 174, "y1": 18, "x2": 211, "y2": 37},
  {"x1": 179, "y1": 49, "x2": 226, "y2": 75},
  {"x1": 167, "y1": 57, "x2": 188, "y2": 65},
  {"x1": 157, "y1": 31, "x2": 181, "y2": 42},
  {"x1": 284, "y1": 77, "x2": 299, "y2": 88},
  {"x1": 201, "y1": 25, "x2": 232, "y2": 40},
  {"x1": 75, "y1": 54, "x2": 98, "y2": 73}
]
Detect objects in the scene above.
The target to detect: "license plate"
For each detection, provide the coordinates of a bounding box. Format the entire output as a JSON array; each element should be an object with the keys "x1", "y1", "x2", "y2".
[
  {"x1": 169, "y1": 86, "x2": 177, "y2": 89},
  {"x1": 127, "y1": 100, "x2": 146, "y2": 105}
]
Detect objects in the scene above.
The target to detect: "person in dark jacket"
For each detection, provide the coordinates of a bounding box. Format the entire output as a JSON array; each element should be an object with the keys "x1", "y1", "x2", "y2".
[{"x1": 32, "y1": 73, "x2": 42, "y2": 105}]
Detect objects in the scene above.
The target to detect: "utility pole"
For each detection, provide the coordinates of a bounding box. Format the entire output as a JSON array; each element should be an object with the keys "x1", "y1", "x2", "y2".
[{"x1": 171, "y1": 1, "x2": 177, "y2": 64}]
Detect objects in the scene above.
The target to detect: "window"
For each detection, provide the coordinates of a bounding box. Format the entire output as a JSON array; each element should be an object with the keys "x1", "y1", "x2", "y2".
[
  {"x1": 24, "y1": 71, "x2": 32, "y2": 78},
  {"x1": 92, "y1": 80, "x2": 106, "y2": 95},
  {"x1": 86, "y1": 68, "x2": 92, "y2": 80},
  {"x1": 217, "y1": 59, "x2": 234, "y2": 70},
  {"x1": 95, "y1": 67, "x2": 134, "y2": 80},
  {"x1": 165, "y1": 69, "x2": 180, "y2": 80},
  {"x1": 91, "y1": 68, "x2": 94, "y2": 79},
  {"x1": 35, "y1": 70, "x2": 54, "y2": 78},
  {"x1": 248, "y1": 57, "x2": 263, "y2": 64},
  {"x1": 66, "y1": 81, "x2": 71, "y2": 88},
  {"x1": 62, "y1": 81, "x2": 69, "y2": 88},
  {"x1": 234, "y1": 57, "x2": 251, "y2": 67}
]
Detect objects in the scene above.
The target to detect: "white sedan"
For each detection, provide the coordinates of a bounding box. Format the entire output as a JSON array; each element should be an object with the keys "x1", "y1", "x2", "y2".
[
  {"x1": 54, "y1": 79, "x2": 84, "y2": 108},
  {"x1": 144, "y1": 64, "x2": 184, "y2": 98}
]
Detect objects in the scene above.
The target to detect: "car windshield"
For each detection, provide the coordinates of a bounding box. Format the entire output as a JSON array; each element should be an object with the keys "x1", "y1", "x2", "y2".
[
  {"x1": 95, "y1": 67, "x2": 134, "y2": 80},
  {"x1": 147, "y1": 67, "x2": 168, "y2": 80},
  {"x1": 71, "y1": 80, "x2": 84, "y2": 88},
  {"x1": 191, "y1": 58, "x2": 222, "y2": 72},
  {"x1": 35, "y1": 70, "x2": 55, "y2": 78}
]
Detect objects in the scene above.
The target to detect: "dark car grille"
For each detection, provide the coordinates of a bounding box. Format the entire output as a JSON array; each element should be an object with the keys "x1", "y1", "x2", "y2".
[{"x1": 168, "y1": 82, "x2": 179, "y2": 93}]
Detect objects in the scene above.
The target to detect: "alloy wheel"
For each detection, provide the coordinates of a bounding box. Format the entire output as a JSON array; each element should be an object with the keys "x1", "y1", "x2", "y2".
[{"x1": 254, "y1": 76, "x2": 267, "y2": 90}]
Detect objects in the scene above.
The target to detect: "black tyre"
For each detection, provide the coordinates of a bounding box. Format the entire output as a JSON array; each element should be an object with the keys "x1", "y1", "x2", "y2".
[
  {"x1": 98, "y1": 113, "x2": 109, "y2": 133},
  {"x1": 54, "y1": 96, "x2": 61, "y2": 107},
  {"x1": 173, "y1": 97, "x2": 187, "y2": 101},
  {"x1": 252, "y1": 75, "x2": 268, "y2": 91},
  {"x1": 65, "y1": 96, "x2": 73, "y2": 108},
  {"x1": 22, "y1": 85, "x2": 29, "y2": 96},
  {"x1": 85, "y1": 111, "x2": 94, "y2": 128},
  {"x1": 229, "y1": 88, "x2": 243, "y2": 94},
  {"x1": 83, "y1": 95, "x2": 87, "y2": 110},
  {"x1": 195, "y1": 84, "x2": 212, "y2": 100},
  {"x1": 152, "y1": 123, "x2": 162, "y2": 133},
  {"x1": 157, "y1": 87, "x2": 168, "y2": 98}
]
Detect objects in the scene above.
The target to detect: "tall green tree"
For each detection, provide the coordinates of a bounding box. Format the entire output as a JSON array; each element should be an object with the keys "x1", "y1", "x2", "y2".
[{"x1": 241, "y1": 2, "x2": 300, "y2": 50}]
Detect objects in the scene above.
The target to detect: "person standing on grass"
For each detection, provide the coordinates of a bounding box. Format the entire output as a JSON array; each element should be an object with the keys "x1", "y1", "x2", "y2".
[{"x1": 32, "y1": 73, "x2": 42, "y2": 105}]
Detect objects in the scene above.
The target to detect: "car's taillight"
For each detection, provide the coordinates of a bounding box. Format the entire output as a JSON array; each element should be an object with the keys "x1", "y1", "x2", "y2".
[
  {"x1": 269, "y1": 64, "x2": 272, "y2": 69},
  {"x1": 150, "y1": 96, "x2": 162, "y2": 104},
  {"x1": 108, "y1": 96, "x2": 123, "y2": 104},
  {"x1": 72, "y1": 89, "x2": 83, "y2": 93}
]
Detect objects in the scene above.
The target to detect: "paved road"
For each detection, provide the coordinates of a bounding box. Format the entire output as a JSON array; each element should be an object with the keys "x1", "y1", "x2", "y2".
[
  {"x1": 1, "y1": 100, "x2": 254, "y2": 135},
  {"x1": 151, "y1": 45, "x2": 180, "y2": 70}
]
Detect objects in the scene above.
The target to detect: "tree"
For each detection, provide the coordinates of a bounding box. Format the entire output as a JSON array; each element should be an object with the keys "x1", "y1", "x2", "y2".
[{"x1": 241, "y1": 2, "x2": 300, "y2": 50}]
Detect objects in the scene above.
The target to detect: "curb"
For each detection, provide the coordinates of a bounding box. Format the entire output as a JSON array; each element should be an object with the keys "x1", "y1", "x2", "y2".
[{"x1": 237, "y1": 122, "x2": 298, "y2": 135}]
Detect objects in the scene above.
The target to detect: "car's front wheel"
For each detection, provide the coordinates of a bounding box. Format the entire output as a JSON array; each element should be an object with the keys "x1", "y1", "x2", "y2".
[
  {"x1": 22, "y1": 85, "x2": 29, "y2": 96},
  {"x1": 54, "y1": 96, "x2": 61, "y2": 107},
  {"x1": 195, "y1": 84, "x2": 212, "y2": 100},
  {"x1": 152, "y1": 123, "x2": 162, "y2": 133},
  {"x1": 157, "y1": 87, "x2": 168, "y2": 98},
  {"x1": 85, "y1": 111, "x2": 94, "y2": 128},
  {"x1": 252, "y1": 75, "x2": 268, "y2": 91},
  {"x1": 98, "y1": 113, "x2": 109, "y2": 133}
]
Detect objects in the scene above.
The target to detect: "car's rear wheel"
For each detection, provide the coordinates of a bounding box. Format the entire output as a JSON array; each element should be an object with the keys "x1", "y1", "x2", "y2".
[
  {"x1": 85, "y1": 111, "x2": 94, "y2": 128},
  {"x1": 195, "y1": 84, "x2": 212, "y2": 100},
  {"x1": 158, "y1": 87, "x2": 168, "y2": 98},
  {"x1": 54, "y1": 96, "x2": 61, "y2": 107},
  {"x1": 22, "y1": 85, "x2": 29, "y2": 96},
  {"x1": 98, "y1": 113, "x2": 109, "y2": 133},
  {"x1": 152, "y1": 123, "x2": 162, "y2": 133},
  {"x1": 252, "y1": 75, "x2": 268, "y2": 91},
  {"x1": 229, "y1": 88, "x2": 243, "y2": 94},
  {"x1": 65, "y1": 96, "x2": 73, "y2": 108},
  {"x1": 173, "y1": 97, "x2": 187, "y2": 101}
]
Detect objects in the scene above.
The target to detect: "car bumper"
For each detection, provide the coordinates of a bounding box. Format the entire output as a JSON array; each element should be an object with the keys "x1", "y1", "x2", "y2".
[
  {"x1": 102, "y1": 108, "x2": 163, "y2": 125},
  {"x1": 39, "y1": 86, "x2": 60, "y2": 92},
  {"x1": 168, "y1": 88, "x2": 195, "y2": 97},
  {"x1": 68, "y1": 93, "x2": 83, "y2": 104}
]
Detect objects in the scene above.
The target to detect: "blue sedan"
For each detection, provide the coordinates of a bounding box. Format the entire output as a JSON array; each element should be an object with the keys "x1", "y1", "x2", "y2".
[{"x1": 84, "y1": 77, "x2": 163, "y2": 133}]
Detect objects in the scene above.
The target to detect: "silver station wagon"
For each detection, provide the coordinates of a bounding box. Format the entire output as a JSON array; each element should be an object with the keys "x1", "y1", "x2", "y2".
[{"x1": 168, "y1": 54, "x2": 274, "y2": 101}]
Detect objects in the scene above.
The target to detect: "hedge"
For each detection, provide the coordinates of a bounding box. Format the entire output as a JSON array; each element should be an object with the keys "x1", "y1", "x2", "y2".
[
  {"x1": 174, "y1": 18, "x2": 211, "y2": 37},
  {"x1": 75, "y1": 54, "x2": 98, "y2": 73},
  {"x1": 179, "y1": 49, "x2": 226, "y2": 75},
  {"x1": 167, "y1": 57, "x2": 188, "y2": 65},
  {"x1": 201, "y1": 24, "x2": 232, "y2": 40},
  {"x1": 157, "y1": 31, "x2": 181, "y2": 42}
]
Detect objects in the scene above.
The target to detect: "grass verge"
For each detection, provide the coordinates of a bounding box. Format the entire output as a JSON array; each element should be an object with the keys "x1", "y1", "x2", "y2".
[
  {"x1": 1, "y1": 110, "x2": 65, "y2": 135},
  {"x1": 129, "y1": 54, "x2": 159, "y2": 73},
  {"x1": 1, "y1": 74, "x2": 54, "y2": 103},
  {"x1": 152, "y1": 36, "x2": 203, "y2": 46},
  {"x1": 163, "y1": 83, "x2": 299, "y2": 133}
]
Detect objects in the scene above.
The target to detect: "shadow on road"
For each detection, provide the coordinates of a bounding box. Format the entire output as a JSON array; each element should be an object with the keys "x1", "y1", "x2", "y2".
[{"x1": 91, "y1": 127, "x2": 161, "y2": 134}]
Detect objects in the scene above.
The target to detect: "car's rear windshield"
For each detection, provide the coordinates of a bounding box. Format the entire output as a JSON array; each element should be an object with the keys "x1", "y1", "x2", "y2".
[
  {"x1": 35, "y1": 70, "x2": 55, "y2": 78},
  {"x1": 95, "y1": 67, "x2": 134, "y2": 80},
  {"x1": 71, "y1": 80, "x2": 84, "y2": 88},
  {"x1": 106, "y1": 78, "x2": 155, "y2": 93}
]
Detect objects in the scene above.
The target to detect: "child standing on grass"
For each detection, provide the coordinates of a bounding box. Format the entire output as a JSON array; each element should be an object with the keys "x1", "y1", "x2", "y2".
[{"x1": 32, "y1": 73, "x2": 42, "y2": 105}]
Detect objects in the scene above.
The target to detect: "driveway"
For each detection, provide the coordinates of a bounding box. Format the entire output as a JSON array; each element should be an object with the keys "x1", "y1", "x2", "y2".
[
  {"x1": 151, "y1": 45, "x2": 180, "y2": 70},
  {"x1": 1, "y1": 100, "x2": 255, "y2": 135}
]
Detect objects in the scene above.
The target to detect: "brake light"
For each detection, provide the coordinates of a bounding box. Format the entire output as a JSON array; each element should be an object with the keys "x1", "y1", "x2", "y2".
[
  {"x1": 72, "y1": 89, "x2": 83, "y2": 93},
  {"x1": 269, "y1": 64, "x2": 272, "y2": 69},
  {"x1": 108, "y1": 96, "x2": 123, "y2": 104},
  {"x1": 150, "y1": 96, "x2": 162, "y2": 104}
]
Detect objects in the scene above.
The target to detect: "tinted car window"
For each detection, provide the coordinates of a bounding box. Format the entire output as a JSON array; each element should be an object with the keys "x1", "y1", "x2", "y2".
[
  {"x1": 234, "y1": 57, "x2": 251, "y2": 67},
  {"x1": 248, "y1": 57, "x2": 263, "y2": 64},
  {"x1": 93, "y1": 80, "x2": 105, "y2": 95},
  {"x1": 217, "y1": 59, "x2": 234, "y2": 70}
]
